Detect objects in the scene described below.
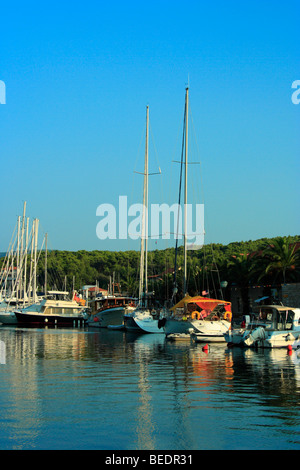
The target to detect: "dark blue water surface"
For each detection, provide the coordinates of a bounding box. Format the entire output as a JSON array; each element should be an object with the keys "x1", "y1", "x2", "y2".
[{"x1": 0, "y1": 326, "x2": 299, "y2": 450}]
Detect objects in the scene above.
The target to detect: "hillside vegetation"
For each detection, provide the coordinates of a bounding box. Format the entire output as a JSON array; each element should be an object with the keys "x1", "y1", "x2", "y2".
[{"x1": 29, "y1": 235, "x2": 300, "y2": 302}]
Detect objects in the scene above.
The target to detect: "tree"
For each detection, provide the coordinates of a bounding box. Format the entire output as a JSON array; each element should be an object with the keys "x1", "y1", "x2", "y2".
[
  {"x1": 227, "y1": 253, "x2": 256, "y2": 314},
  {"x1": 259, "y1": 237, "x2": 300, "y2": 284}
]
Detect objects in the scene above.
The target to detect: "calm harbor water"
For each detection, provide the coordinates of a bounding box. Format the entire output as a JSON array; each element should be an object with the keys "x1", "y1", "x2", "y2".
[{"x1": 0, "y1": 325, "x2": 299, "y2": 450}]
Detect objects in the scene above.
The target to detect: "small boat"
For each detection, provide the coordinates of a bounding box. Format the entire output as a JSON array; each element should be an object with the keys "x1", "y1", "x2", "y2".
[
  {"x1": 163, "y1": 294, "x2": 232, "y2": 341},
  {"x1": 166, "y1": 332, "x2": 193, "y2": 342},
  {"x1": 86, "y1": 295, "x2": 136, "y2": 328},
  {"x1": 0, "y1": 300, "x2": 19, "y2": 325},
  {"x1": 191, "y1": 329, "x2": 227, "y2": 343},
  {"x1": 107, "y1": 324, "x2": 126, "y2": 331},
  {"x1": 15, "y1": 291, "x2": 87, "y2": 327},
  {"x1": 227, "y1": 305, "x2": 300, "y2": 349}
]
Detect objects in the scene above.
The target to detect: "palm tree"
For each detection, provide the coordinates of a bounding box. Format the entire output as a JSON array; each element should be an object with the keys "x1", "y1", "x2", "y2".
[
  {"x1": 227, "y1": 253, "x2": 258, "y2": 314},
  {"x1": 259, "y1": 237, "x2": 300, "y2": 284}
]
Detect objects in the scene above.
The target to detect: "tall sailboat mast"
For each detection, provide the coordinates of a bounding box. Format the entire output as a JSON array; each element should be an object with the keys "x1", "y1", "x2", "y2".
[
  {"x1": 33, "y1": 218, "x2": 39, "y2": 303},
  {"x1": 139, "y1": 105, "x2": 149, "y2": 305},
  {"x1": 44, "y1": 233, "x2": 48, "y2": 296},
  {"x1": 183, "y1": 87, "x2": 189, "y2": 296},
  {"x1": 19, "y1": 201, "x2": 27, "y2": 300}
]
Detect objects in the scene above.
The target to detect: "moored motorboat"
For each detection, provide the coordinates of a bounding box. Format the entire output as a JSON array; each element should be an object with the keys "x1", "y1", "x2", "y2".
[
  {"x1": 227, "y1": 305, "x2": 300, "y2": 349},
  {"x1": 86, "y1": 295, "x2": 136, "y2": 328},
  {"x1": 15, "y1": 291, "x2": 87, "y2": 327}
]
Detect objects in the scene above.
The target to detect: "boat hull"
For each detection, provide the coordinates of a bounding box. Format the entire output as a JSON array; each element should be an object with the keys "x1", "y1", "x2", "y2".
[
  {"x1": 190, "y1": 319, "x2": 230, "y2": 342},
  {"x1": 15, "y1": 311, "x2": 85, "y2": 327},
  {"x1": 224, "y1": 329, "x2": 245, "y2": 346},
  {"x1": 243, "y1": 329, "x2": 300, "y2": 348},
  {"x1": 166, "y1": 333, "x2": 191, "y2": 341},
  {"x1": 0, "y1": 312, "x2": 18, "y2": 325},
  {"x1": 87, "y1": 307, "x2": 125, "y2": 328},
  {"x1": 133, "y1": 316, "x2": 163, "y2": 334},
  {"x1": 163, "y1": 318, "x2": 194, "y2": 336},
  {"x1": 191, "y1": 332, "x2": 227, "y2": 343},
  {"x1": 124, "y1": 314, "x2": 141, "y2": 331}
]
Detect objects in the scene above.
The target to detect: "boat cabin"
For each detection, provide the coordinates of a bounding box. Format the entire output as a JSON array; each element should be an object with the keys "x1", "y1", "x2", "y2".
[
  {"x1": 47, "y1": 291, "x2": 70, "y2": 301},
  {"x1": 91, "y1": 296, "x2": 135, "y2": 314},
  {"x1": 258, "y1": 305, "x2": 300, "y2": 331}
]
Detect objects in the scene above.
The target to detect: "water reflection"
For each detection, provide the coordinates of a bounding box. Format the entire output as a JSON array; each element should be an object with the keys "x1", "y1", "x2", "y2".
[{"x1": 0, "y1": 326, "x2": 299, "y2": 450}]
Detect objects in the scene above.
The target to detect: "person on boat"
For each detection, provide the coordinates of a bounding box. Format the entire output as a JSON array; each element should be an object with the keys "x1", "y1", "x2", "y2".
[{"x1": 199, "y1": 309, "x2": 210, "y2": 319}]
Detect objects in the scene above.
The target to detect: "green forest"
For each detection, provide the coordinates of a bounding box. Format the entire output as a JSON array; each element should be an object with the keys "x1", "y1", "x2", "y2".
[{"x1": 27, "y1": 235, "x2": 300, "y2": 305}]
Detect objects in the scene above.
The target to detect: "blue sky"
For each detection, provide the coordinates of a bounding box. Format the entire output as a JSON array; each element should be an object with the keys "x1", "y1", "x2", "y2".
[{"x1": 0, "y1": 0, "x2": 299, "y2": 252}]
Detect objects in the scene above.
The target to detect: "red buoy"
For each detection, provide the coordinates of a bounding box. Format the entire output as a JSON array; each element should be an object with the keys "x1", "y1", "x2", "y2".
[{"x1": 202, "y1": 344, "x2": 209, "y2": 352}]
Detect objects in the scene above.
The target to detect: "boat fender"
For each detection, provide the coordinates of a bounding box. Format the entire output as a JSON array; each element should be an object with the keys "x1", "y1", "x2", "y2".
[
  {"x1": 93, "y1": 316, "x2": 99, "y2": 322},
  {"x1": 158, "y1": 318, "x2": 166, "y2": 329}
]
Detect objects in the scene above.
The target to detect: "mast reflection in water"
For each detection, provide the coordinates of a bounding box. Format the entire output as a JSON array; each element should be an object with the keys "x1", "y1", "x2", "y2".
[{"x1": 0, "y1": 327, "x2": 299, "y2": 450}]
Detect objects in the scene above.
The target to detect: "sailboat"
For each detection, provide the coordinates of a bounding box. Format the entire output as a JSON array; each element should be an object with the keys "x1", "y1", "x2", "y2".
[
  {"x1": 0, "y1": 202, "x2": 37, "y2": 325},
  {"x1": 124, "y1": 106, "x2": 164, "y2": 333},
  {"x1": 11, "y1": 215, "x2": 88, "y2": 327},
  {"x1": 162, "y1": 88, "x2": 232, "y2": 341}
]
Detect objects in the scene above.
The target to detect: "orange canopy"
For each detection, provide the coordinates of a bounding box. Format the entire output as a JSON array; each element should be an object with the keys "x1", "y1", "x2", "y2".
[{"x1": 171, "y1": 295, "x2": 231, "y2": 312}]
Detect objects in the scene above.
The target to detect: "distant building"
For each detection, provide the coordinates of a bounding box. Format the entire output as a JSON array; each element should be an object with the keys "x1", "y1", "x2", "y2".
[{"x1": 81, "y1": 285, "x2": 108, "y2": 302}]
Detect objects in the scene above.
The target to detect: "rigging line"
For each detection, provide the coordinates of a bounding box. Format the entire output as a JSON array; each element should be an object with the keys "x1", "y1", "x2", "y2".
[
  {"x1": 126, "y1": 122, "x2": 145, "y2": 253},
  {"x1": 165, "y1": 116, "x2": 186, "y2": 258},
  {"x1": 189, "y1": 107, "x2": 205, "y2": 206},
  {"x1": 210, "y1": 264, "x2": 217, "y2": 299},
  {"x1": 210, "y1": 243, "x2": 223, "y2": 299},
  {"x1": 202, "y1": 244, "x2": 208, "y2": 293},
  {"x1": 149, "y1": 120, "x2": 162, "y2": 176},
  {"x1": 0, "y1": 222, "x2": 18, "y2": 289},
  {"x1": 148, "y1": 118, "x2": 166, "y2": 255},
  {"x1": 167, "y1": 119, "x2": 184, "y2": 204}
]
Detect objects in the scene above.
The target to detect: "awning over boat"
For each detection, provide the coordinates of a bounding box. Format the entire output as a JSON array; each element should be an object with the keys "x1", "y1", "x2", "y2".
[
  {"x1": 254, "y1": 296, "x2": 269, "y2": 303},
  {"x1": 171, "y1": 295, "x2": 231, "y2": 311}
]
